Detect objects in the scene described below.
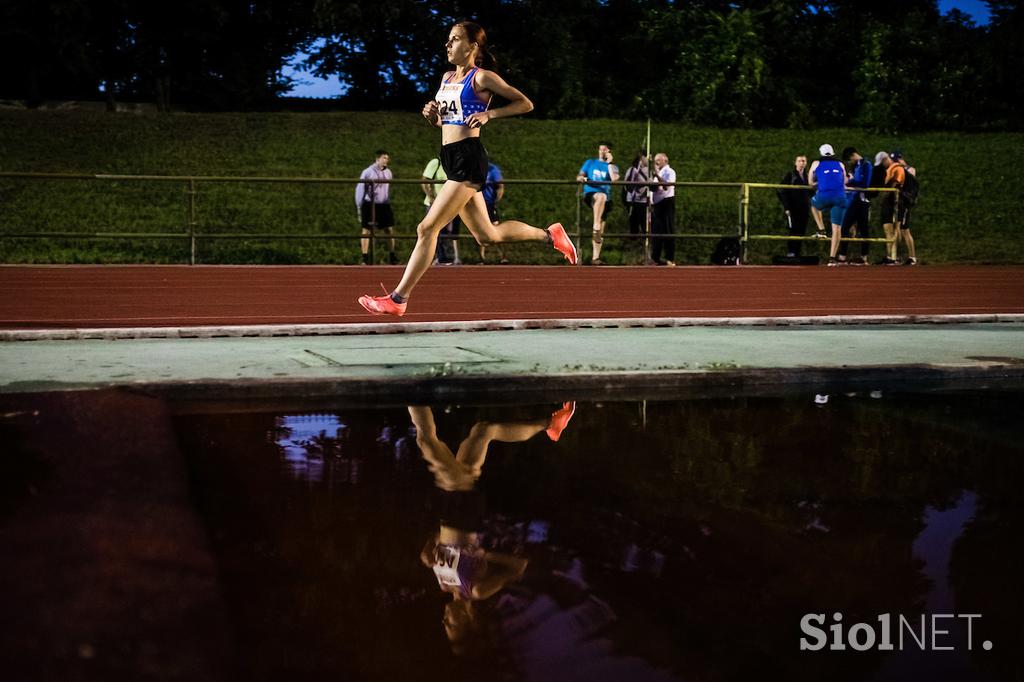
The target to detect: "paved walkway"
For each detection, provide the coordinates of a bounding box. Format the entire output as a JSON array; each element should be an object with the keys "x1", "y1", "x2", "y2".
[
  {"x1": 4, "y1": 265, "x2": 1023, "y2": 396},
  {"x1": 4, "y1": 322, "x2": 1023, "y2": 397}
]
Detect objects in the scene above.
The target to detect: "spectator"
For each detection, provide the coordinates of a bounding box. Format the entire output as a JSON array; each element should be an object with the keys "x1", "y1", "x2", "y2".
[
  {"x1": 837, "y1": 146, "x2": 873, "y2": 265},
  {"x1": 869, "y1": 151, "x2": 891, "y2": 263},
  {"x1": 479, "y1": 161, "x2": 508, "y2": 263},
  {"x1": 577, "y1": 142, "x2": 619, "y2": 265},
  {"x1": 808, "y1": 143, "x2": 848, "y2": 266},
  {"x1": 421, "y1": 156, "x2": 461, "y2": 265},
  {"x1": 623, "y1": 151, "x2": 650, "y2": 251},
  {"x1": 879, "y1": 151, "x2": 905, "y2": 265},
  {"x1": 356, "y1": 149, "x2": 398, "y2": 265},
  {"x1": 651, "y1": 152, "x2": 677, "y2": 266},
  {"x1": 777, "y1": 154, "x2": 810, "y2": 257},
  {"x1": 891, "y1": 151, "x2": 919, "y2": 265}
]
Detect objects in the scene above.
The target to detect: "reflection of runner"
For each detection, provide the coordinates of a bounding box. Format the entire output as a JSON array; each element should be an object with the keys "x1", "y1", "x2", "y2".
[
  {"x1": 410, "y1": 402, "x2": 575, "y2": 493},
  {"x1": 358, "y1": 21, "x2": 577, "y2": 318},
  {"x1": 411, "y1": 402, "x2": 575, "y2": 648}
]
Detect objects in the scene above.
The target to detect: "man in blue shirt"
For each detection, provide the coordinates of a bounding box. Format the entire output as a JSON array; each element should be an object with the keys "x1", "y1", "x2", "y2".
[
  {"x1": 577, "y1": 142, "x2": 619, "y2": 265},
  {"x1": 808, "y1": 143, "x2": 848, "y2": 266},
  {"x1": 479, "y1": 162, "x2": 507, "y2": 263},
  {"x1": 837, "y1": 146, "x2": 873, "y2": 264}
]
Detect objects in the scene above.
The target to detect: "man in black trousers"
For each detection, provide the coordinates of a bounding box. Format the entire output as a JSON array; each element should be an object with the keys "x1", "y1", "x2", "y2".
[{"x1": 777, "y1": 154, "x2": 810, "y2": 257}]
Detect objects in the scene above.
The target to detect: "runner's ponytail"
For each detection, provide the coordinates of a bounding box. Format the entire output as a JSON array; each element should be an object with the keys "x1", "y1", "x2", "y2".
[{"x1": 456, "y1": 21, "x2": 498, "y2": 71}]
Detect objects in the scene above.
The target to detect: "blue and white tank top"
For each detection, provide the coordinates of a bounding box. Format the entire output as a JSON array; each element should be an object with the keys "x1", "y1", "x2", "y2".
[{"x1": 435, "y1": 68, "x2": 491, "y2": 126}]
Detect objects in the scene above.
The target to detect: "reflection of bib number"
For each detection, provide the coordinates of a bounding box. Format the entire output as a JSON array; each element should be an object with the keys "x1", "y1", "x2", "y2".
[{"x1": 433, "y1": 545, "x2": 463, "y2": 589}]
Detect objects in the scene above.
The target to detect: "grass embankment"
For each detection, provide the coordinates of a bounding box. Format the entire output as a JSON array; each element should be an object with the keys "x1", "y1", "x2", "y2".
[{"x1": 0, "y1": 110, "x2": 1020, "y2": 265}]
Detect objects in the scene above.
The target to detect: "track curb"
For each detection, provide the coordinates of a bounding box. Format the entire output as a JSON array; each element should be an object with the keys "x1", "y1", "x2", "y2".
[{"x1": 3, "y1": 313, "x2": 1024, "y2": 341}]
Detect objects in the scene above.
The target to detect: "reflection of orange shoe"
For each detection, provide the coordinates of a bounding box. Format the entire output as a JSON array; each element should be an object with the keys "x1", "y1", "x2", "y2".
[
  {"x1": 548, "y1": 223, "x2": 577, "y2": 265},
  {"x1": 546, "y1": 401, "x2": 576, "y2": 442},
  {"x1": 357, "y1": 284, "x2": 407, "y2": 317}
]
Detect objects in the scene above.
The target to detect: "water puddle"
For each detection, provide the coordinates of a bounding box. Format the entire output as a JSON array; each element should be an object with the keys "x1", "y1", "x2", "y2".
[{"x1": 170, "y1": 387, "x2": 1023, "y2": 681}]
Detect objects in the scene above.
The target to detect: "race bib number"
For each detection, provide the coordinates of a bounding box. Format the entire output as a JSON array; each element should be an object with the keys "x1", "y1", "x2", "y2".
[
  {"x1": 433, "y1": 545, "x2": 463, "y2": 589},
  {"x1": 436, "y1": 82, "x2": 465, "y2": 124}
]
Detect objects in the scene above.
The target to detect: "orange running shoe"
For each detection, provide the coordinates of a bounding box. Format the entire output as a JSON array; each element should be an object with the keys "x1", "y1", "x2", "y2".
[
  {"x1": 546, "y1": 401, "x2": 576, "y2": 442},
  {"x1": 358, "y1": 284, "x2": 407, "y2": 317},
  {"x1": 548, "y1": 223, "x2": 578, "y2": 265}
]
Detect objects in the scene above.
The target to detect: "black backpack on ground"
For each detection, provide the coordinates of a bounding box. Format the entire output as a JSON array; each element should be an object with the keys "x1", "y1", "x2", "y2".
[
  {"x1": 900, "y1": 170, "x2": 920, "y2": 207},
  {"x1": 710, "y1": 237, "x2": 741, "y2": 265}
]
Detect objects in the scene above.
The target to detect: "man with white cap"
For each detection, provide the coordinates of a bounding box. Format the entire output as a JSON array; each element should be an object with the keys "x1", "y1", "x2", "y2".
[{"x1": 808, "y1": 143, "x2": 848, "y2": 266}]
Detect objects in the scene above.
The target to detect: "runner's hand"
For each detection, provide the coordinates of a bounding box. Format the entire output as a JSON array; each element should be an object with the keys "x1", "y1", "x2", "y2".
[
  {"x1": 465, "y1": 110, "x2": 492, "y2": 128},
  {"x1": 423, "y1": 101, "x2": 439, "y2": 123}
]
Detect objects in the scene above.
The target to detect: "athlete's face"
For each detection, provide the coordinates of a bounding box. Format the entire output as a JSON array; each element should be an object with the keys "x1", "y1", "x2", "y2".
[{"x1": 446, "y1": 27, "x2": 475, "y2": 66}]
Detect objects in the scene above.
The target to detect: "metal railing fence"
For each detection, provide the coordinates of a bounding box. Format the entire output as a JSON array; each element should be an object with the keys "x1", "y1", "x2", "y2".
[{"x1": 0, "y1": 172, "x2": 899, "y2": 264}]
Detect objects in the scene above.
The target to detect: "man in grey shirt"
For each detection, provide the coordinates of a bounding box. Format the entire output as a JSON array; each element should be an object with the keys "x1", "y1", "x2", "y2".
[{"x1": 356, "y1": 150, "x2": 398, "y2": 265}]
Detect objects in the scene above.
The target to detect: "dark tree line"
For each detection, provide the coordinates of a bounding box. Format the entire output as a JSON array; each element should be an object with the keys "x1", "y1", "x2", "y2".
[{"x1": 1, "y1": 0, "x2": 1020, "y2": 130}]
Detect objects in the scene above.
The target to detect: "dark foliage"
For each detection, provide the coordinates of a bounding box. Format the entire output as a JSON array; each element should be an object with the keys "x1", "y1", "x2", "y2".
[{"x1": 0, "y1": 0, "x2": 1018, "y2": 129}]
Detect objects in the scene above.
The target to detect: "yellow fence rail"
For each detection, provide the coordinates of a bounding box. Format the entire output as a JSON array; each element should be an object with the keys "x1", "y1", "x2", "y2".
[{"x1": 0, "y1": 172, "x2": 899, "y2": 264}]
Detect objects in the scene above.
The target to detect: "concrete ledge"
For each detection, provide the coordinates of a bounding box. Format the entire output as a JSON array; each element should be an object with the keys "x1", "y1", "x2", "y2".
[
  {"x1": 119, "y1": 363, "x2": 1024, "y2": 403},
  {"x1": 5, "y1": 313, "x2": 1024, "y2": 342}
]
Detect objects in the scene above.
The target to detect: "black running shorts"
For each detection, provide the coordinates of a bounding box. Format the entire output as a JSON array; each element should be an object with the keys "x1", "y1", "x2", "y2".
[
  {"x1": 880, "y1": 195, "x2": 896, "y2": 224},
  {"x1": 440, "y1": 137, "x2": 489, "y2": 189},
  {"x1": 584, "y1": 192, "x2": 612, "y2": 219},
  {"x1": 360, "y1": 202, "x2": 394, "y2": 229}
]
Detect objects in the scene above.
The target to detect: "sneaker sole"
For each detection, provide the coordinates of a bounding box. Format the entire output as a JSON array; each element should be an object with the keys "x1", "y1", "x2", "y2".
[
  {"x1": 546, "y1": 402, "x2": 576, "y2": 441},
  {"x1": 357, "y1": 297, "x2": 405, "y2": 317},
  {"x1": 549, "y1": 224, "x2": 578, "y2": 265}
]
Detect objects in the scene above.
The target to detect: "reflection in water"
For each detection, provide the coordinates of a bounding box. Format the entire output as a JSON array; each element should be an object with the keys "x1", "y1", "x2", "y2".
[
  {"x1": 170, "y1": 388, "x2": 1024, "y2": 682},
  {"x1": 413, "y1": 404, "x2": 550, "y2": 649},
  {"x1": 917, "y1": 491, "x2": 978, "y2": 613},
  {"x1": 271, "y1": 414, "x2": 352, "y2": 483},
  {"x1": 873, "y1": 491, "x2": 982, "y2": 681},
  {"x1": 412, "y1": 402, "x2": 677, "y2": 680}
]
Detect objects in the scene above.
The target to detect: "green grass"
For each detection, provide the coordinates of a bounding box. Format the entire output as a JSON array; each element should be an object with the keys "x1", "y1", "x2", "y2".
[{"x1": 1, "y1": 110, "x2": 1021, "y2": 264}]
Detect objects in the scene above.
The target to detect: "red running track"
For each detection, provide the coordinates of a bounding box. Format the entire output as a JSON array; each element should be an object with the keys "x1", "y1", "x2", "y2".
[{"x1": 2, "y1": 265, "x2": 1023, "y2": 329}]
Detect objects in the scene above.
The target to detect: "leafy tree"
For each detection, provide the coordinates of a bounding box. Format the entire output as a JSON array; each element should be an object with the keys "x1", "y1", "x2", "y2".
[
  {"x1": 305, "y1": 0, "x2": 443, "y2": 110},
  {"x1": 0, "y1": 0, "x2": 1019, "y2": 130},
  {"x1": 679, "y1": 8, "x2": 770, "y2": 127},
  {"x1": 980, "y1": 0, "x2": 1024, "y2": 129}
]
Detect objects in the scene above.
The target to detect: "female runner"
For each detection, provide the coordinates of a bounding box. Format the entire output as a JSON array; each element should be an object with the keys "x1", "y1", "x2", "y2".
[{"x1": 358, "y1": 21, "x2": 577, "y2": 316}]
